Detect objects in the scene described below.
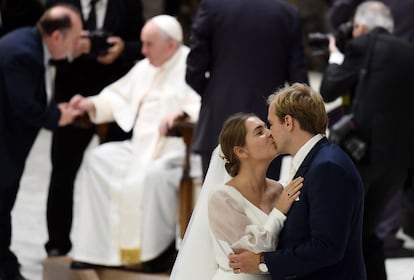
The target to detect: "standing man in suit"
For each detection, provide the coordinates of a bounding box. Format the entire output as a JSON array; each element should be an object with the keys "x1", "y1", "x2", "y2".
[
  {"x1": 44, "y1": 0, "x2": 145, "y2": 257},
  {"x1": 320, "y1": 2, "x2": 414, "y2": 279},
  {"x1": 228, "y1": 83, "x2": 366, "y2": 279},
  {"x1": 0, "y1": 5, "x2": 82, "y2": 279},
  {"x1": 328, "y1": 0, "x2": 414, "y2": 260},
  {"x1": 185, "y1": 0, "x2": 309, "y2": 179}
]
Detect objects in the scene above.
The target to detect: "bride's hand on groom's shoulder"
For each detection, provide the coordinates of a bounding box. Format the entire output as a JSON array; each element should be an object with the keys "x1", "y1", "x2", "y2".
[{"x1": 276, "y1": 176, "x2": 304, "y2": 214}]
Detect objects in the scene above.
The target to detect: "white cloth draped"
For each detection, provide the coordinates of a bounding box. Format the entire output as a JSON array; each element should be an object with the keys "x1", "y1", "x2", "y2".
[{"x1": 72, "y1": 45, "x2": 200, "y2": 265}]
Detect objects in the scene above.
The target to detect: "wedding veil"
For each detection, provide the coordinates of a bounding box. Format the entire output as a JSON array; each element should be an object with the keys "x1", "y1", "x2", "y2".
[{"x1": 170, "y1": 145, "x2": 231, "y2": 280}]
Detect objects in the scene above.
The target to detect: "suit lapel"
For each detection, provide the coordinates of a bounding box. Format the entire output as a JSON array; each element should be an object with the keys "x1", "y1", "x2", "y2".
[
  {"x1": 295, "y1": 137, "x2": 328, "y2": 178},
  {"x1": 103, "y1": 0, "x2": 118, "y2": 31}
]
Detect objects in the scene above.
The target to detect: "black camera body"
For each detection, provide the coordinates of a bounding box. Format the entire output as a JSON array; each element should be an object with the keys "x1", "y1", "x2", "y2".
[
  {"x1": 87, "y1": 30, "x2": 114, "y2": 57},
  {"x1": 329, "y1": 114, "x2": 367, "y2": 162},
  {"x1": 308, "y1": 21, "x2": 353, "y2": 53}
]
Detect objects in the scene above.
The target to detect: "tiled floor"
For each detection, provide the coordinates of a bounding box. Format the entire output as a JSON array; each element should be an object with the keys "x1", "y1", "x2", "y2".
[{"x1": 10, "y1": 74, "x2": 414, "y2": 279}]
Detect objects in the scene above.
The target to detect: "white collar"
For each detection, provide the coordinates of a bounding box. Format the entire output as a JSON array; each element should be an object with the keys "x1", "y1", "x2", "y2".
[
  {"x1": 42, "y1": 40, "x2": 52, "y2": 68},
  {"x1": 291, "y1": 134, "x2": 324, "y2": 172}
]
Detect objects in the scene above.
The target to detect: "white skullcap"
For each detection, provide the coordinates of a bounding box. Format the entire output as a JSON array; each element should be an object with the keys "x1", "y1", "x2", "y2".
[{"x1": 150, "y1": 15, "x2": 183, "y2": 43}]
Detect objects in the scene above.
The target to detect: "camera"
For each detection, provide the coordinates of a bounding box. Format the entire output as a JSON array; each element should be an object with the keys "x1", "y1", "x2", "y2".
[
  {"x1": 85, "y1": 30, "x2": 114, "y2": 57},
  {"x1": 308, "y1": 21, "x2": 353, "y2": 53},
  {"x1": 329, "y1": 114, "x2": 355, "y2": 145},
  {"x1": 329, "y1": 114, "x2": 367, "y2": 161},
  {"x1": 343, "y1": 136, "x2": 367, "y2": 162}
]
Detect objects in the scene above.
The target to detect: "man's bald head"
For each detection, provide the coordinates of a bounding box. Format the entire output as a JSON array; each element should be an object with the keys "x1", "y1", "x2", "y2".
[
  {"x1": 39, "y1": 4, "x2": 83, "y2": 60},
  {"x1": 38, "y1": 4, "x2": 82, "y2": 37}
]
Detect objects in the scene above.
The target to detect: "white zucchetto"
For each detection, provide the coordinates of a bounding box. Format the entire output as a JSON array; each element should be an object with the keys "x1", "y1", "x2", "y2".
[{"x1": 150, "y1": 15, "x2": 183, "y2": 43}]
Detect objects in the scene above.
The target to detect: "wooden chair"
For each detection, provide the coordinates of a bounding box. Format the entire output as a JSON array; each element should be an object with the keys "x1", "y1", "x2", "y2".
[{"x1": 166, "y1": 119, "x2": 196, "y2": 238}]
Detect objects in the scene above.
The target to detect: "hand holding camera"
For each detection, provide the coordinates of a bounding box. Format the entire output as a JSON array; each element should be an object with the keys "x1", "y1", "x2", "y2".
[
  {"x1": 76, "y1": 30, "x2": 124, "y2": 64},
  {"x1": 96, "y1": 35, "x2": 125, "y2": 65}
]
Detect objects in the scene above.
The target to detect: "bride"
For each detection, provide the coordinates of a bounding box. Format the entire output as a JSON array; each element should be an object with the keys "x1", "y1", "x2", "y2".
[{"x1": 170, "y1": 113, "x2": 303, "y2": 280}]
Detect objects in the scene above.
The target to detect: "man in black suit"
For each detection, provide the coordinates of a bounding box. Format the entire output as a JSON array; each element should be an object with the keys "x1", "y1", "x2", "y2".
[
  {"x1": 44, "y1": 0, "x2": 145, "y2": 257},
  {"x1": 320, "y1": 2, "x2": 414, "y2": 279},
  {"x1": 0, "y1": 5, "x2": 82, "y2": 279},
  {"x1": 185, "y1": 0, "x2": 309, "y2": 179},
  {"x1": 328, "y1": 0, "x2": 414, "y2": 259}
]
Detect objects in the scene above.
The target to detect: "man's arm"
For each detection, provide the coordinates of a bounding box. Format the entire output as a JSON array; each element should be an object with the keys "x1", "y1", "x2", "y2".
[
  {"x1": 185, "y1": 0, "x2": 213, "y2": 96},
  {"x1": 320, "y1": 38, "x2": 363, "y2": 102},
  {"x1": 287, "y1": 9, "x2": 309, "y2": 85}
]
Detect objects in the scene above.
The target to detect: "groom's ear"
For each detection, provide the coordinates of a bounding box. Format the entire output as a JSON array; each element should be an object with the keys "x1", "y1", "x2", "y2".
[
  {"x1": 284, "y1": 115, "x2": 294, "y2": 131},
  {"x1": 233, "y1": 146, "x2": 248, "y2": 159}
]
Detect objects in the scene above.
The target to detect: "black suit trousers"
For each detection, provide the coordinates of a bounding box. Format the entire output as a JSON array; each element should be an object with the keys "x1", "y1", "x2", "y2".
[{"x1": 46, "y1": 122, "x2": 131, "y2": 253}]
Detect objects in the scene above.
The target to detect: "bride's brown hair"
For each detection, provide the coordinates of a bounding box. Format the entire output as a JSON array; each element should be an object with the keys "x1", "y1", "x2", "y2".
[{"x1": 219, "y1": 112, "x2": 257, "y2": 177}]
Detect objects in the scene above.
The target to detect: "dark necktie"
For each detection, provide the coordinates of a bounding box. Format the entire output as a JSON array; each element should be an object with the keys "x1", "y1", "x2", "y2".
[{"x1": 85, "y1": 0, "x2": 98, "y2": 30}]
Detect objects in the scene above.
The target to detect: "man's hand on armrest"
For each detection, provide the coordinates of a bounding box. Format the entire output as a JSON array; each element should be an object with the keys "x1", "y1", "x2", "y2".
[{"x1": 158, "y1": 110, "x2": 189, "y2": 136}]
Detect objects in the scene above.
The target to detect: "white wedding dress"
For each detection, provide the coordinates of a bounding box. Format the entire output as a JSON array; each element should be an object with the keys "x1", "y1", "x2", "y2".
[{"x1": 170, "y1": 146, "x2": 286, "y2": 280}]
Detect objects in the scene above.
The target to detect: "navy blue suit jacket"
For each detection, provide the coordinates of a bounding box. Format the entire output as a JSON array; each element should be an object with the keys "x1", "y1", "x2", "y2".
[
  {"x1": 265, "y1": 138, "x2": 366, "y2": 279},
  {"x1": 186, "y1": 0, "x2": 308, "y2": 155},
  {"x1": 0, "y1": 27, "x2": 60, "y2": 186}
]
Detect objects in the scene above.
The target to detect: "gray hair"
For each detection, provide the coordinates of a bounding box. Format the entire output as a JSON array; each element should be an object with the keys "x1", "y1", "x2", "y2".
[{"x1": 354, "y1": 1, "x2": 394, "y2": 33}]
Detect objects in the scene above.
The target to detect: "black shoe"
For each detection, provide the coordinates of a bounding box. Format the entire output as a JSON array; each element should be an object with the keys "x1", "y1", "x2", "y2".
[
  {"x1": 140, "y1": 242, "x2": 177, "y2": 274},
  {"x1": 70, "y1": 261, "x2": 102, "y2": 270},
  {"x1": 70, "y1": 260, "x2": 122, "y2": 270},
  {"x1": 47, "y1": 248, "x2": 66, "y2": 257}
]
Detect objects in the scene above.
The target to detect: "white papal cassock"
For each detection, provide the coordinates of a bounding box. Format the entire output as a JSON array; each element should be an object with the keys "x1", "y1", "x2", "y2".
[{"x1": 71, "y1": 45, "x2": 200, "y2": 266}]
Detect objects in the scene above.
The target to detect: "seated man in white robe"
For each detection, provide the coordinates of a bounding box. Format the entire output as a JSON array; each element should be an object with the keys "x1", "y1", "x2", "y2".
[{"x1": 67, "y1": 15, "x2": 201, "y2": 273}]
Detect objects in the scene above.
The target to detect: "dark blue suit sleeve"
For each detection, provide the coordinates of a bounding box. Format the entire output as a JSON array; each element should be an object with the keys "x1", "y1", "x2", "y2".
[
  {"x1": 319, "y1": 39, "x2": 365, "y2": 102},
  {"x1": 265, "y1": 162, "x2": 359, "y2": 278},
  {"x1": 287, "y1": 12, "x2": 309, "y2": 84},
  {"x1": 4, "y1": 53, "x2": 60, "y2": 130},
  {"x1": 185, "y1": 0, "x2": 213, "y2": 96}
]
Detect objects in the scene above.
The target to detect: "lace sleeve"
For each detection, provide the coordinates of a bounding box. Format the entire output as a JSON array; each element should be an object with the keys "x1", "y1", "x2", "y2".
[{"x1": 208, "y1": 188, "x2": 286, "y2": 254}]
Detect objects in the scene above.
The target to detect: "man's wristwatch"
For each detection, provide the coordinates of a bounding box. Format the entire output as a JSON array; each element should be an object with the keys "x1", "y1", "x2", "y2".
[{"x1": 258, "y1": 253, "x2": 268, "y2": 273}]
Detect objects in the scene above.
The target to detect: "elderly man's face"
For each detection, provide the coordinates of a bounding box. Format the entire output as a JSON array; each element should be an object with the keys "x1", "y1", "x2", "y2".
[{"x1": 140, "y1": 22, "x2": 173, "y2": 67}]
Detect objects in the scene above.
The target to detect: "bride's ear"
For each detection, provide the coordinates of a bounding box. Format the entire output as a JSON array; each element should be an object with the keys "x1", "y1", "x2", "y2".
[{"x1": 233, "y1": 146, "x2": 248, "y2": 159}]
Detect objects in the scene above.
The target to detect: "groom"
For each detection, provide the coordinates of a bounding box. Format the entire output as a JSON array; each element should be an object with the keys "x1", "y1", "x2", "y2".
[{"x1": 229, "y1": 83, "x2": 366, "y2": 279}]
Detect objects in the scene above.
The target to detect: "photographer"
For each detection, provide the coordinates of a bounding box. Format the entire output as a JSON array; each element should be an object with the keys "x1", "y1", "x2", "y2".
[
  {"x1": 43, "y1": 0, "x2": 145, "y2": 258},
  {"x1": 320, "y1": 2, "x2": 414, "y2": 279}
]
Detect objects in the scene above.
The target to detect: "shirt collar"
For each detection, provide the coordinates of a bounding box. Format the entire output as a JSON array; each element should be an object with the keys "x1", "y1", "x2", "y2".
[
  {"x1": 42, "y1": 40, "x2": 52, "y2": 68},
  {"x1": 291, "y1": 134, "x2": 324, "y2": 172}
]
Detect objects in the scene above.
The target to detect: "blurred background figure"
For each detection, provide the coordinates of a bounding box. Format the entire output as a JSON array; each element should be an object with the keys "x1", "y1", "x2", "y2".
[
  {"x1": 0, "y1": 0, "x2": 44, "y2": 37},
  {"x1": 185, "y1": 0, "x2": 309, "y2": 180},
  {"x1": 0, "y1": 5, "x2": 82, "y2": 279},
  {"x1": 320, "y1": 2, "x2": 414, "y2": 279},
  {"x1": 43, "y1": 0, "x2": 145, "y2": 258},
  {"x1": 329, "y1": 0, "x2": 414, "y2": 42},
  {"x1": 327, "y1": 0, "x2": 414, "y2": 261}
]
